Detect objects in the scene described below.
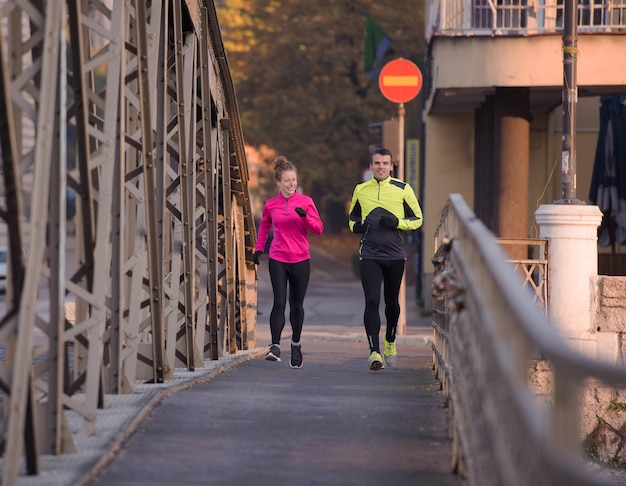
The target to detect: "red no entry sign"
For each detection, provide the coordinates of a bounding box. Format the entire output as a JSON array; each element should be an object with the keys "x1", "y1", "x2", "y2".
[{"x1": 378, "y1": 59, "x2": 423, "y2": 104}]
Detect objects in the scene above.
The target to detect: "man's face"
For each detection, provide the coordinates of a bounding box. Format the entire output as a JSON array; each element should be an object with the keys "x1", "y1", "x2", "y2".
[{"x1": 370, "y1": 153, "x2": 393, "y2": 181}]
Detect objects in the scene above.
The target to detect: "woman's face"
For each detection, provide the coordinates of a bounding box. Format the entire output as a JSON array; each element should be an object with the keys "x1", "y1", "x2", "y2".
[{"x1": 277, "y1": 169, "x2": 298, "y2": 198}]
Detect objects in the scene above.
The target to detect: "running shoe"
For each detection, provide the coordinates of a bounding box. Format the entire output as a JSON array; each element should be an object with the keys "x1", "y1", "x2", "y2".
[
  {"x1": 383, "y1": 336, "x2": 397, "y2": 367},
  {"x1": 265, "y1": 344, "x2": 281, "y2": 361},
  {"x1": 368, "y1": 351, "x2": 384, "y2": 371},
  {"x1": 290, "y1": 343, "x2": 303, "y2": 368}
]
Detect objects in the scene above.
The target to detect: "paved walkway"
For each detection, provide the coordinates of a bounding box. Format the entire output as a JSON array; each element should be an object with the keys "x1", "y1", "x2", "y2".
[
  {"x1": 84, "y1": 339, "x2": 456, "y2": 486},
  {"x1": 12, "y1": 244, "x2": 457, "y2": 485}
]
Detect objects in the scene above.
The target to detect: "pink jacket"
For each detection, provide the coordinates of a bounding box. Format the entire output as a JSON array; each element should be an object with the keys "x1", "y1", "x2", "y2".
[{"x1": 255, "y1": 191, "x2": 324, "y2": 263}]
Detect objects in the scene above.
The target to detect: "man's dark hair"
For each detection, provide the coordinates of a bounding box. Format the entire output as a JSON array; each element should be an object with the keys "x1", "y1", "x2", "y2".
[{"x1": 371, "y1": 147, "x2": 393, "y2": 160}]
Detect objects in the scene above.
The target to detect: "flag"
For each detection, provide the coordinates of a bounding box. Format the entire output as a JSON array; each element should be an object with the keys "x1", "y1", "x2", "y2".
[{"x1": 363, "y1": 14, "x2": 393, "y2": 81}]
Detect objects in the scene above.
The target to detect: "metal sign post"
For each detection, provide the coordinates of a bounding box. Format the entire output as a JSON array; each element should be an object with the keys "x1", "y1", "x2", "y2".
[
  {"x1": 397, "y1": 102, "x2": 407, "y2": 334},
  {"x1": 378, "y1": 59, "x2": 422, "y2": 335}
]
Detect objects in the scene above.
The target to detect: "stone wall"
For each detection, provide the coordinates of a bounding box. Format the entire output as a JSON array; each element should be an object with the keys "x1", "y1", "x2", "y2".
[
  {"x1": 586, "y1": 276, "x2": 626, "y2": 468},
  {"x1": 593, "y1": 277, "x2": 626, "y2": 362},
  {"x1": 529, "y1": 275, "x2": 626, "y2": 470}
]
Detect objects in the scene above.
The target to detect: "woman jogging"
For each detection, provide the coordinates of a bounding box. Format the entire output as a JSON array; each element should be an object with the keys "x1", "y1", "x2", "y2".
[{"x1": 252, "y1": 156, "x2": 324, "y2": 368}]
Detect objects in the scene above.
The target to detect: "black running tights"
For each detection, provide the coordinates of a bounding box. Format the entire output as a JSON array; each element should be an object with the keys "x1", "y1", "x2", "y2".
[
  {"x1": 360, "y1": 258, "x2": 405, "y2": 353},
  {"x1": 268, "y1": 258, "x2": 311, "y2": 345}
]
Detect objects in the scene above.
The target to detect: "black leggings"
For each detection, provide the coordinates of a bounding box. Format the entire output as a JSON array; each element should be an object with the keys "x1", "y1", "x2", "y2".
[
  {"x1": 360, "y1": 258, "x2": 405, "y2": 353},
  {"x1": 268, "y1": 258, "x2": 311, "y2": 345}
]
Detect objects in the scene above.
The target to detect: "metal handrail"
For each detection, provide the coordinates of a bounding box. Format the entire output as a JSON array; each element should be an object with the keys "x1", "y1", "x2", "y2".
[{"x1": 432, "y1": 193, "x2": 626, "y2": 485}]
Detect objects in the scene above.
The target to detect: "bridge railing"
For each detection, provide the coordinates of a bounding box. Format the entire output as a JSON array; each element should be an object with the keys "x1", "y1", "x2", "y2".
[
  {"x1": 0, "y1": 1, "x2": 257, "y2": 483},
  {"x1": 432, "y1": 193, "x2": 626, "y2": 485}
]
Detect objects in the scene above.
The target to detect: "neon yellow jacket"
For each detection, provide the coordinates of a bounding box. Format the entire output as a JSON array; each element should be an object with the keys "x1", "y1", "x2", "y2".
[{"x1": 348, "y1": 176, "x2": 422, "y2": 260}]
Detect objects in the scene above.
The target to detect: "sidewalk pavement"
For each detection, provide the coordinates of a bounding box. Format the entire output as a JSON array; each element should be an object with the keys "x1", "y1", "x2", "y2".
[
  {"x1": 83, "y1": 338, "x2": 456, "y2": 486},
  {"x1": 9, "y1": 244, "x2": 453, "y2": 485}
]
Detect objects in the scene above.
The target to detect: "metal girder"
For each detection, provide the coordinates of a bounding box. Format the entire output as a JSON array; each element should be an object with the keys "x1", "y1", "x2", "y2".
[
  {"x1": 119, "y1": 0, "x2": 168, "y2": 385},
  {"x1": 0, "y1": 0, "x2": 257, "y2": 480},
  {"x1": 0, "y1": 2, "x2": 64, "y2": 482},
  {"x1": 198, "y1": 6, "x2": 219, "y2": 360},
  {"x1": 171, "y1": 0, "x2": 201, "y2": 371},
  {"x1": 220, "y1": 119, "x2": 237, "y2": 355},
  {"x1": 68, "y1": 0, "x2": 124, "y2": 436},
  {"x1": 0, "y1": 1, "x2": 34, "y2": 479}
]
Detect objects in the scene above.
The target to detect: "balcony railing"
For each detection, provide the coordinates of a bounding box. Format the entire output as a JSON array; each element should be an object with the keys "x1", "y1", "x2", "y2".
[{"x1": 427, "y1": 0, "x2": 626, "y2": 40}]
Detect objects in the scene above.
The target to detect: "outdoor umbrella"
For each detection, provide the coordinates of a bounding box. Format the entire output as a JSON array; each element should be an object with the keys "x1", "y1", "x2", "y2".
[{"x1": 588, "y1": 95, "x2": 626, "y2": 249}]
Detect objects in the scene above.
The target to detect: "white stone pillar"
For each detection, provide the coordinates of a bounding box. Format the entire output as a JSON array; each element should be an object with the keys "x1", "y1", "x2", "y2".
[{"x1": 534, "y1": 204, "x2": 602, "y2": 355}]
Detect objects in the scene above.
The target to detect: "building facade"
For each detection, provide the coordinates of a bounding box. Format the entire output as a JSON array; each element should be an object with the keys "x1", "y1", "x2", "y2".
[{"x1": 422, "y1": 0, "x2": 626, "y2": 305}]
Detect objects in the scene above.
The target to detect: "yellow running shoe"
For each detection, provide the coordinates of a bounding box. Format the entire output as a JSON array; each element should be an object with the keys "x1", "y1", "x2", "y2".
[
  {"x1": 368, "y1": 351, "x2": 384, "y2": 371},
  {"x1": 383, "y1": 337, "x2": 397, "y2": 367}
]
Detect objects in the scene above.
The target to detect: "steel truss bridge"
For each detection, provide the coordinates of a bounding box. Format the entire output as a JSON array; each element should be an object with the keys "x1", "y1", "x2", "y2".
[{"x1": 0, "y1": 1, "x2": 257, "y2": 482}]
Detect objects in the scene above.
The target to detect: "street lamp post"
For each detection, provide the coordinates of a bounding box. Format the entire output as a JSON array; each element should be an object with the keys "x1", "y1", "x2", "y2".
[{"x1": 559, "y1": 0, "x2": 583, "y2": 204}]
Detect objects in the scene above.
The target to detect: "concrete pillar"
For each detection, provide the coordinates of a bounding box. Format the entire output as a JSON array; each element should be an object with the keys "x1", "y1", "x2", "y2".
[
  {"x1": 535, "y1": 204, "x2": 603, "y2": 355},
  {"x1": 495, "y1": 87, "x2": 530, "y2": 242}
]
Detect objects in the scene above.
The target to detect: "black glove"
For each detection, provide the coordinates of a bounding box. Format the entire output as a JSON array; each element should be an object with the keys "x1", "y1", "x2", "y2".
[
  {"x1": 295, "y1": 207, "x2": 306, "y2": 217},
  {"x1": 380, "y1": 213, "x2": 399, "y2": 229},
  {"x1": 252, "y1": 250, "x2": 263, "y2": 265},
  {"x1": 352, "y1": 223, "x2": 364, "y2": 234}
]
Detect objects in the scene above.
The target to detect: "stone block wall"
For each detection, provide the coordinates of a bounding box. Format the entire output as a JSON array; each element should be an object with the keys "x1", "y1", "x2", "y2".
[
  {"x1": 587, "y1": 276, "x2": 626, "y2": 469},
  {"x1": 593, "y1": 277, "x2": 626, "y2": 364},
  {"x1": 529, "y1": 275, "x2": 626, "y2": 471}
]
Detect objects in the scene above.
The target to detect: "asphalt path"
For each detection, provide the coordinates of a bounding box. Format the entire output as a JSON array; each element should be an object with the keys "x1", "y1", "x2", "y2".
[
  {"x1": 255, "y1": 244, "x2": 432, "y2": 344},
  {"x1": 82, "y1": 245, "x2": 457, "y2": 486}
]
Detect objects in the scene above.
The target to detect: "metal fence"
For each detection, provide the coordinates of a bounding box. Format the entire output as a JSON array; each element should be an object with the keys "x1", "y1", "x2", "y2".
[
  {"x1": 432, "y1": 194, "x2": 626, "y2": 485},
  {"x1": 497, "y1": 237, "x2": 548, "y2": 314},
  {"x1": 0, "y1": 1, "x2": 257, "y2": 484},
  {"x1": 427, "y1": 0, "x2": 626, "y2": 39}
]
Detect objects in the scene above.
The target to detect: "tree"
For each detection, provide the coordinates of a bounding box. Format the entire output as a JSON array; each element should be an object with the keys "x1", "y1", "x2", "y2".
[{"x1": 217, "y1": 0, "x2": 425, "y2": 232}]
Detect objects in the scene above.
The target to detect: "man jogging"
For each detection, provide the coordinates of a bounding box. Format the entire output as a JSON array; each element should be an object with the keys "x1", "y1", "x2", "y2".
[{"x1": 348, "y1": 147, "x2": 423, "y2": 370}]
